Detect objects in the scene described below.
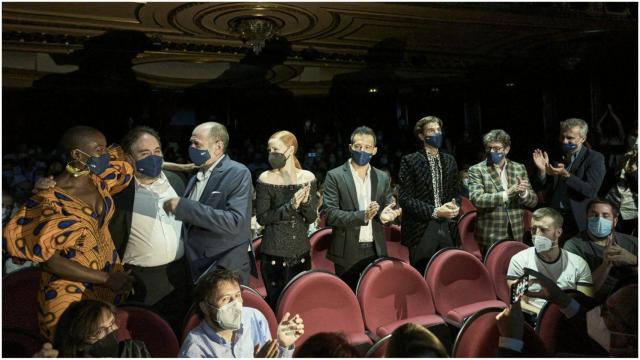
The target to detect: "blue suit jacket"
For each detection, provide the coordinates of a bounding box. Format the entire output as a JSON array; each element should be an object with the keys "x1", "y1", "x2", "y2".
[{"x1": 175, "y1": 155, "x2": 254, "y2": 284}]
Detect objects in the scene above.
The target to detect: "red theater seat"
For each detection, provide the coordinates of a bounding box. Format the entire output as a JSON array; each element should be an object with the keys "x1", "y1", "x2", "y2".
[
  {"x1": 483, "y1": 240, "x2": 529, "y2": 303},
  {"x1": 456, "y1": 211, "x2": 482, "y2": 260},
  {"x1": 384, "y1": 225, "x2": 409, "y2": 263},
  {"x1": 116, "y1": 305, "x2": 179, "y2": 357},
  {"x1": 309, "y1": 228, "x2": 335, "y2": 273}
]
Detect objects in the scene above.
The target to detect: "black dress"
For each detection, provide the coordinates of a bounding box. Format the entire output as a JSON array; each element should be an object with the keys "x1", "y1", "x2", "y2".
[{"x1": 255, "y1": 179, "x2": 318, "y2": 308}]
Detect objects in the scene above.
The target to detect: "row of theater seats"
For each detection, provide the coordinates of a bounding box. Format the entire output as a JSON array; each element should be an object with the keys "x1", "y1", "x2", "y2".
[{"x1": 3, "y1": 242, "x2": 578, "y2": 357}]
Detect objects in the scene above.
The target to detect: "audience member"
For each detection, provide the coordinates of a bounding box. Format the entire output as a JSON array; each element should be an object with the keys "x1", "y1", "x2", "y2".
[
  {"x1": 108, "y1": 126, "x2": 190, "y2": 334},
  {"x1": 163, "y1": 122, "x2": 254, "y2": 284},
  {"x1": 507, "y1": 207, "x2": 593, "y2": 315},
  {"x1": 605, "y1": 137, "x2": 638, "y2": 235},
  {"x1": 532, "y1": 118, "x2": 606, "y2": 242},
  {"x1": 179, "y1": 269, "x2": 304, "y2": 358},
  {"x1": 564, "y1": 198, "x2": 637, "y2": 300},
  {"x1": 398, "y1": 116, "x2": 459, "y2": 274},
  {"x1": 323, "y1": 126, "x2": 401, "y2": 289},
  {"x1": 3, "y1": 126, "x2": 134, "y2": 341},
  {"x1": 468, "y1": 129, "x2": 537, "y2": 253},
  {"x1": 295, "y1": 332, "x2": 361, "y2": 357},
  {"x1": 255, "y1": 130, "x2": 317, "y2": 307},
  {"x1": 385, "y1": 323, "x2": 448, "y2": 358}
]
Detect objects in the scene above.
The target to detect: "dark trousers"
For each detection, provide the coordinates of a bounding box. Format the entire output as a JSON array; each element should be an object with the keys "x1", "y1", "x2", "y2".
[
  {"x1": 124, "y1": 257, "x2": 191, "y2": 337},
  {"x1": 334, "y1": 242, "x2": 377, "y2": 291},
  {"x1": 409, "y1": 221, "x2": 454, "y2": 276},
  {"x1": 261, "y1": 253, "x2": 311, "y2": 309}
]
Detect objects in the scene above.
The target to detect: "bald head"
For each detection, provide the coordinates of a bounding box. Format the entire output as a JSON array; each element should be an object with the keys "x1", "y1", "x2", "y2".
[
  {"x1": 60, "y1": 126, "x2": 107, "y2": 161},
  {"x1": 193, "y1": 122, "x2": 229, "y2": 151}
]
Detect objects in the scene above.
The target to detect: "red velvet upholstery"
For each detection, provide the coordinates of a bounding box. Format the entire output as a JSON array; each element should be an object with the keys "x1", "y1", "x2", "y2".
[
  {"x1": 2, "y1": 267, "x2": 43, "y2": 338},
  {"x1": 365, "y1": 334, "x2": 392, "y2": 358},
  {"x1": 384, "y1": 225, "x2": 409, "y2": 263},
  {"x1": 249, "y1": 237, "x2": 267, "y2": 297},
  {"x1": 424, "y1": 249, "x2": 506, "y2": 326},
  {"x1": 309, "y1": 228, "x2": 335, "y2": 273},
  {"x1": 276, "y1": 271, "x2": 371, "y2": 347},
  {"x1": 116, "y1": 305, "x2": 179, "y2": 357},
  {"x1": 452, "y1": 307, "x2": 548, "y2": 357},
  {"x1": 356, "y1": 259, "x2": 445, "y2": 338},
  {"x1": 180, "y1": 285, "x2": 278, "y2": 343},
  {"x1": 459, "y1": 196, "x2": 477, "y2": 216},
  {"x1": 483, "y1": 240, "x2": 529, "y2": 303},
  {"x1": 456, "y1": 211, "x2": 482, "y2": 260},
  {"x1": 523, "y1": 209, "x2": 533, "y2": 233}
]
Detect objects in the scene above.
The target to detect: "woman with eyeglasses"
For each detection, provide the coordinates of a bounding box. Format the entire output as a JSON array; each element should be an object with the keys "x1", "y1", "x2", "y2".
[
  {"x1": 34, "y1": 299, "x2": 150, "y2": 357},
  {"x1": 3, "y1": 126, "x2": 135, "y2": 342},
  {"x1": 255, "y1": 130, "x2": 317, "y2": 308}
]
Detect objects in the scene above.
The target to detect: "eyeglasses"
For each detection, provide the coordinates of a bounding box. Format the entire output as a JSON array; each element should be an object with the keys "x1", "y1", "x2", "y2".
[
  {"x1": 352, "y1": 144, "x2": 374, "y2": 152},
  {"x1": 487, "y1": 146, "x2": 505, "y2": 152}
]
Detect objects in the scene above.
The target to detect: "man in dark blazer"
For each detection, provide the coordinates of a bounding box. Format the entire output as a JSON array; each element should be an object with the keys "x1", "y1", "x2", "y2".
[
  {"x1": 398, "y1": 116, "x2": 459, "y2": 275},
  {"x1": 323, "y1": 126, "x2": 401, "y2": 289},
  {"x1": 109, "y1": 126, "x2": 188, "y2": 333},
  {"x1": 164, "y1": 122, "x2": 254, "y2": 285},
  {"x1": 532, "y1": 118, "x2": 606, "y2": 242}
]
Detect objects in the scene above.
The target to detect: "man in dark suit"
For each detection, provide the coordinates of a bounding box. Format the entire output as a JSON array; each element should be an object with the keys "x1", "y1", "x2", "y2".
[
  {"x1": 164, "y1": 122, "x2": 254, "y2": 285},
  {"x1": 532, "y1": 118, "x2": 606, "y2": 242},
  {"x1": 109, "y1": 126, "x2": 188, "y2": 333},
  {"x1": 398, "y1": 116, "x2": 459, "y2": 275},
  {"x1": 323, "y1": 126, "x2": 401, "y2": 289}
]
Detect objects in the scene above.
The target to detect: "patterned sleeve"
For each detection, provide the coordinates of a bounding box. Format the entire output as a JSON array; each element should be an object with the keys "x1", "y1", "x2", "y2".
[
  {"x1": 100, "y1": 145, "x2": 134, "y2": 195},
  {"x1": 2, "y1": 195, "x2": 90, "y2": 263}
]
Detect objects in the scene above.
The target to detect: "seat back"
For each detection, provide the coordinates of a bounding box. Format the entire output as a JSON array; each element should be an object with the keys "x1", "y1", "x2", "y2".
[
  {"x1": 309, "y1": 228, "x2": 335, "y2": 273},
  {"x1": 365, "y1": 334, "x2": 392, "y2": 358},
  {"x1": 180, "y1": 285, "x2": 278, "y2": 343},
  {"x1": 356, "y1": 259, "x2": 437, "y2": 335},
  {"x1": 116, "y1": 305, "x2": 179, "y2": 357},
  {"x1": 452, "y1": 307, "x2": 548, "y2": 357},
  {"x1": 456, "y1": 211, "x2": 482, "y2": 260},
  {"x1": 424, "y1": 249, "x2": 497, "y2": 317},
  {"x1": 240, "y1": 285, "x2": 278, "y2": 337},
  {"x1": 459, "y1": 196, "x2": 477, "y2": 216},
  {"x1": 384, "y1": 225, "x2": 409, "y2": 262},
  {"x1": 536, "y1": 291, "x2": 598, "y2": 355},
  {"x1": 249, "y1": 237, "x2": 266, "y2": 297},
  {"x1": 2, "y1": 328, "x2": 44, "y2": 357},
  {"x1": 2, "y1": 267, "x2": 42, "y2": 337},
  {"x1": 483, "y1": 240, "x2": 529, "y2": 303},
  {"x1": 276, "y1": 270, "x2": 370, "y2": 346}
]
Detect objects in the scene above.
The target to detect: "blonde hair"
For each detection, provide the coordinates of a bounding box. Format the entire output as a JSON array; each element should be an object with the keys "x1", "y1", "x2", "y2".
[
  {"x1": 532, "y1": 207, "x2": 564, "y2": 229},
  {"x1": 270, "y1": 130, "x2": 301, "y2": 169}
]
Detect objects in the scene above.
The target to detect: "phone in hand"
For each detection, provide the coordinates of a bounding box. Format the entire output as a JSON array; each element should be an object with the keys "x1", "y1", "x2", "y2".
[{"x1": 510, "y1": 274, "x2": 529, "y2": 304}]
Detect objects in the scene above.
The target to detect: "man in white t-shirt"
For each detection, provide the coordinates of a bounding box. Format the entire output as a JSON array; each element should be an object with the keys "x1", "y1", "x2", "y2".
[{"x1": 507, "y1": 207, "x2": 593, "y2": 314}]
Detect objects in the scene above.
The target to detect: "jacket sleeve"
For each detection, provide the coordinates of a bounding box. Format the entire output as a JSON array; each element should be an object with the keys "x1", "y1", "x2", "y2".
[
  {"x1": 517, "y1": 164, "x2": 538, "y2": 208},
  {"x1": 298, "y1": 180, "x2": 318, "y2": 225},
  {"x1": 175, "y1": 166, "x2": 252, "y2": 237},
  {"x1": 468, "y1": 165, "x2": 505, "y2": 209},
  {"x1": 565, "y1": 151, "x2": 606, "y2": 198},
  {"x1": 323, "y1": 171, "x2": 366, "y2": 227},
  {"x1": 398, "y1": 155, "x2": 435, "y2": 218}
]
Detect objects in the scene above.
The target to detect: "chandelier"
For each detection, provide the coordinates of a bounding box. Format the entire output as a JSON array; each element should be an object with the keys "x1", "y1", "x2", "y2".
[{"x1": 229, "y1": 17, "x2": 279, "y2": 54}]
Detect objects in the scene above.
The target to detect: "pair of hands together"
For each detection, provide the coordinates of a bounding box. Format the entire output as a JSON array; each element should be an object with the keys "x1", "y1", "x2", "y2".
[
  {"x1": 254, "y1": 313, "x2": 304, "y2": 357},
  {"x1": 364, "y1": 201, "x2": 402, "y2": 224},
  {"x1": 435, "y1": 199, "x2": 459, "y2": 220},
  {"x1": 506, "y1": 177, "x2": 530, "y2": 198},
  {"x1": 291, "y1": 184, "x2": 312, "y2": 209},
  {"x1": 532, "y1": 149, "x2": 570, "y2": 178}
]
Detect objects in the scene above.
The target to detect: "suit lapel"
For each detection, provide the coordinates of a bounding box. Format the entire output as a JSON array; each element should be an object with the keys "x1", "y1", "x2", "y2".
[
  {"x1": 199, "y1": 156, "x2": 228, "y2": 203},
  {"x1": 487, "y1": 162, "x2": 504, "y2": 191},
  {"x1": 370, "y1": 167, "x2": 379, "y2": 203},
  {"x1": 184, "y1": 175, "x2": 197, "y2": 199},
  {"x1": 342, "y1": 162, "x2": 360, "y2": 209}
]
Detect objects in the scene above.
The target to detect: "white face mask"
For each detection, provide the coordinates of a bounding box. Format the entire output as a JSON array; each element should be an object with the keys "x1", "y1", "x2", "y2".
[
  {"x1": 586, "y1": 306, "x2": 637, "y2": 355},
  {"x1": 532, "y1": 234, "x2": 556, "y2": 253},
  {"x1": 213, "y1": 300, "x2": 242, "y2": 331}
]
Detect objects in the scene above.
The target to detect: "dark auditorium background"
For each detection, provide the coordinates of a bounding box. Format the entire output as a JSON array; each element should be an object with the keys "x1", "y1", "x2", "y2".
[{"x1": 2, "y1": 2, "x2": 637, "y2": 188}]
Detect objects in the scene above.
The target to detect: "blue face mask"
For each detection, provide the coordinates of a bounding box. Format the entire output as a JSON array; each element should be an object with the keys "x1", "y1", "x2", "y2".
[
  {"x1": 425, "y1": 133, "x2": 443, "y2": 149},
  {"x1": 562, "y1": 143, "x2": 578, "y2": 154},
  {"x1": 588, "y1": 216, "x2": 613, "y2": 238},
  {"x1": 351, "y1": 150, "x2": 373, "y2": 166},
  {"x1": 189, "y1": 146, "x2": 211, "y2": 167},
  {"x1": 78, "y1": 150, "x2": 110, "y2": 175},
  {"x1": 488, "y1": 152, "x2": 505, "y2": 165},
  {"x1": 135, "y1": 155, "x2": 163, "y2": 178}
]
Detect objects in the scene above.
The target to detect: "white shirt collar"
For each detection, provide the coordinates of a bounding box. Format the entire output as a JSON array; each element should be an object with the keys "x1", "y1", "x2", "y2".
[
  {"x1": 348, "y1": 158, "x2": 371, "y2": 177},
  {"x1": 135, "y1": 171, "x2": 168, "y2": 190},
  {"x1": 197, "y1": 154, "x2": 225, "y2": 182}
]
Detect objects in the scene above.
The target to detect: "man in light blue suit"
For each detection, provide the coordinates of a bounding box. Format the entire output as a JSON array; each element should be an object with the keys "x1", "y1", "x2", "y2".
[{"x1": 164, "y1": 122, "x2": 253, "y2": 284}]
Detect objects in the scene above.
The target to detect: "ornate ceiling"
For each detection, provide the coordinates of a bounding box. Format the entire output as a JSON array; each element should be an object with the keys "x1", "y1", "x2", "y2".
[{"x1": 2, "y1": 2, "x2": 636, "y2": 94}]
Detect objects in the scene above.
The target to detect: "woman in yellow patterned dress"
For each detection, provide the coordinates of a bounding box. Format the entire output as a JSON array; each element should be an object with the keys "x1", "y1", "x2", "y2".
[{"x1": 3, "y1": 126, "x2": 135, "y2": 341}]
